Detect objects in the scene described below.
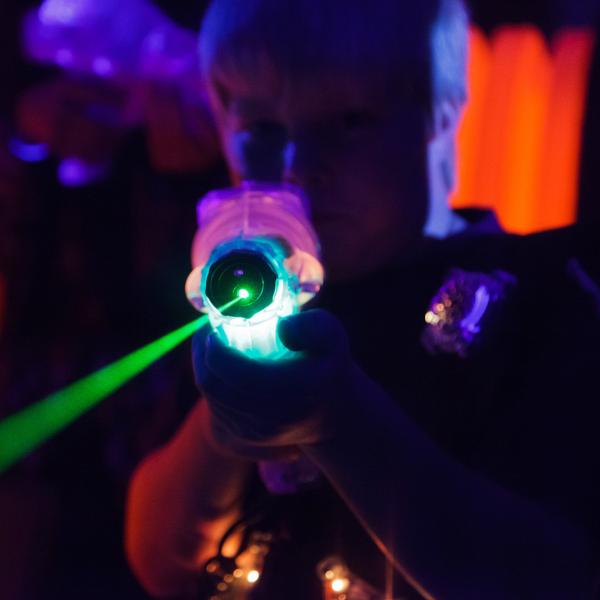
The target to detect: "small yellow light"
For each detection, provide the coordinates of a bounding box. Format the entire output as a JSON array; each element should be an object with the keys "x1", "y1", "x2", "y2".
[
  {"x1": 331, "y1": 578, "x2": 349, "y2": 593},
  {"x1": 247, "y1": 570, "x2": 260, "y2": 584},
  {"x1": 425, "y1": 311, "x2": 440, "y2": 325},
  {"x1": 233, "y1": 568, "x2": 243, "y2": 578},
  {"x1": 205, "y1": 561, "x2": 218, "y2": 573},
  {"x1": 324, "y1": 569, "x2": 335, "y2": 580}
]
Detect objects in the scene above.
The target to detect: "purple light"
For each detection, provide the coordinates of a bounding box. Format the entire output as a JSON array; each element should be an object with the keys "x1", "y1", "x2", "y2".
[
  {"x1": 24, "y1": 0, "x2": 202, "y2": 82},
  {"x1": 92, "y1": 57, "x2": 114, "y2": 77},
  {"x1": 460, "y1": 285, "x2": 490, "y2": 335},
  {"x1": 38, "y1": 0, "x2": 110, "y2": 27},
  {"x1": 57, "y1": 157, "x2": 110, "y2": 187},
  {"x1": 8, "y1": 138, "x2": 50, "y2": 163},
  {"x1": 39, "y1": 0, "x2": 79, "y2": 25},
  {"x1": 55, "y1": 48, "x2": 74, "y2": 66}
]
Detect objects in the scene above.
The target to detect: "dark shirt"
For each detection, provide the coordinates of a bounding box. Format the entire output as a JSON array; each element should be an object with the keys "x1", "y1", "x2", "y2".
[{"x1": 204, "y1": 224, "x2": 600, "y2": 599}]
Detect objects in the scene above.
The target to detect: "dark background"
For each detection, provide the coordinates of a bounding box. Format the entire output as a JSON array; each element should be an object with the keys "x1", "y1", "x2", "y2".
[{"x1": 0, "y1": 1, "x2": 598, "y2": 598}]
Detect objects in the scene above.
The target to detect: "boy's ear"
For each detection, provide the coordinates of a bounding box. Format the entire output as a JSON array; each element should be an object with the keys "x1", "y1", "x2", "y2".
[{"x1": 426, "y1": 98, "x2": 462, "y2": 143}]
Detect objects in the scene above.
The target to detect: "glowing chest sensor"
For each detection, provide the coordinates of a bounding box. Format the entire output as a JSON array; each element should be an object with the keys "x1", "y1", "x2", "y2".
[{"x1": 186, "y1": 183, "x2": 324, "y2": 359}]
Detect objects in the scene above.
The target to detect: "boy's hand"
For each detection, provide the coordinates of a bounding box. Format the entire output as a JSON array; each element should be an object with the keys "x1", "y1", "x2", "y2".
[{"x1": 192, "y1": 309, "x2": 358, "y2": 455}]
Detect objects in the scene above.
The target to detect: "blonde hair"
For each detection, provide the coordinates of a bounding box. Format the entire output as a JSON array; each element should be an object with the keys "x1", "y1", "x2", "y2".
[{"x1": 199, "y1": 0, "x2": 468, "y2": 113}]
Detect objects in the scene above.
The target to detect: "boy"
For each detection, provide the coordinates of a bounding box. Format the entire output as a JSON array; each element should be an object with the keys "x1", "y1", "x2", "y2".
[{"x1": 126, "y1": 1, "x2": 600, "y2": 598}]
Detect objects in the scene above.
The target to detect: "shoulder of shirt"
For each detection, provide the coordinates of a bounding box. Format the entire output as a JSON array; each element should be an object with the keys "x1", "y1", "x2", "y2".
[{"x1": 433, "y1": 214, "x2": 599, "y2": 280}]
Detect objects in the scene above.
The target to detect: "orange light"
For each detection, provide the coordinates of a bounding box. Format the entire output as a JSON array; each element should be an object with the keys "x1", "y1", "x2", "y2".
[
  {"x1": 538, "y1": 30, "x2": 595, "y2": 230},
  {"x1": 331, "y1": 577, "x2": 349, "y2": 593},
  {"x1": 452, "y1": 26, "x2": 595, "y2": 234},
  {"x1": 452, "y1": 27, "x2": 491, "y2": 211},
  {"x1": 247, "y1": 570, "x2": 260, "y2": 584}
]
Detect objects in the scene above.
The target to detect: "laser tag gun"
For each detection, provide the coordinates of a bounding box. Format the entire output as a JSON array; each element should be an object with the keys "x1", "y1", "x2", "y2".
[
  {"x1": 185, "y1": 183, "x2": 324, "y2": 360},
  {"x1": 0, "y1": 185, "x2": 321, "y2": 473}
]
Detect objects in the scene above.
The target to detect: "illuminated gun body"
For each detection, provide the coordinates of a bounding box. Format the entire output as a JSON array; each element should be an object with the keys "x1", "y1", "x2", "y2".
[{"x1": 186, "y1": 184, "x2": 324, "y2": 359}]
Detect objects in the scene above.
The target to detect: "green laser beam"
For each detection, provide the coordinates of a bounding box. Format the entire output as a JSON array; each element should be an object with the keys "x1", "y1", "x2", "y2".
[{"x1": 0, "y1": 298, "x2": 239, "y2": 474}]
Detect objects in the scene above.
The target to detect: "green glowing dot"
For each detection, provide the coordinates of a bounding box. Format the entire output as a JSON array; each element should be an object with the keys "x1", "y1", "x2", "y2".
[{"x1": 237, "y1": 288, "x2": 250, "y2": 299}]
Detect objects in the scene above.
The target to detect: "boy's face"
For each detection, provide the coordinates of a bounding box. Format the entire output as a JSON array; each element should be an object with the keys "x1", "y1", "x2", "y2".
[{"x1": 213, "y1": 69, "x2": 429, "y2": 282}]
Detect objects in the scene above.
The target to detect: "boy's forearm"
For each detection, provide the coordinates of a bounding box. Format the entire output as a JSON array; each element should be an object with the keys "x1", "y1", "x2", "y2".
[
  {"x1": 125, "y1": 399, "x2": 253, "y2": 598},
  {"x1": 302, "y1": 369, "x2": 595, "y2": 600}
]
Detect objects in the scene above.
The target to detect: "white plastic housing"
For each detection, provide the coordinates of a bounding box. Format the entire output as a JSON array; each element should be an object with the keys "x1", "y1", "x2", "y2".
[{"x1": 186, "y1": 183, "x2": 324, "y2": 359}]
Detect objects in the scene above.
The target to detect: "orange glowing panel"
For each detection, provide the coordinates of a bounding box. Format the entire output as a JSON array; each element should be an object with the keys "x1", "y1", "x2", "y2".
[
  {"x1": 499, "y1": 27, "x2": 553, "y2": 233},
  {"x1": 451, "y1": 27, "x2": 491, "y2": 211},
  {"x1": 451, "y1": 26, "x2": 596, "y2": 234},
  {"x1": 538, "y1": 30, "x2": 595, "y2": 230}
]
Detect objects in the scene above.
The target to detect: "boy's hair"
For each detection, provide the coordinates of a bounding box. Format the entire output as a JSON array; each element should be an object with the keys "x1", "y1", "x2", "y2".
[{"x1": 199, "y1": 0, "x2": 468, "y2": 114}]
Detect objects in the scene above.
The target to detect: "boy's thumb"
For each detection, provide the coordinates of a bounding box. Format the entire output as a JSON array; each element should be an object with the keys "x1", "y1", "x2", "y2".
[{"x1": 278, "y1": 309, "x2": 346, "y2": 353}]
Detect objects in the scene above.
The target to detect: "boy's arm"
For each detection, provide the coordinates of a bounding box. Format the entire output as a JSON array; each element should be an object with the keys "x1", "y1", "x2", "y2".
[
  {"x1": 125, "y1": 399, "x2": 254, "y2": 598},
  {"x1": 302, "y1": 366, "x2": 597, "y2": 600},
  {"x1": 198, "y1": 309, "x2": 599, "y2": 600}
]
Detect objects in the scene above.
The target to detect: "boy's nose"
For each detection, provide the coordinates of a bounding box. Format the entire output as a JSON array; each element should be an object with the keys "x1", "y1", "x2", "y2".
[{"x1": 282, "y1": 138, "x2": 327, "y2": 189}]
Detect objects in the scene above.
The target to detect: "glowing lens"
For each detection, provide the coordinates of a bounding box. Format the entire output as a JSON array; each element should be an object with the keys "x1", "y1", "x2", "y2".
[{"x1": 206, "y1": 250, "x2": 277, "y2": 318}]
